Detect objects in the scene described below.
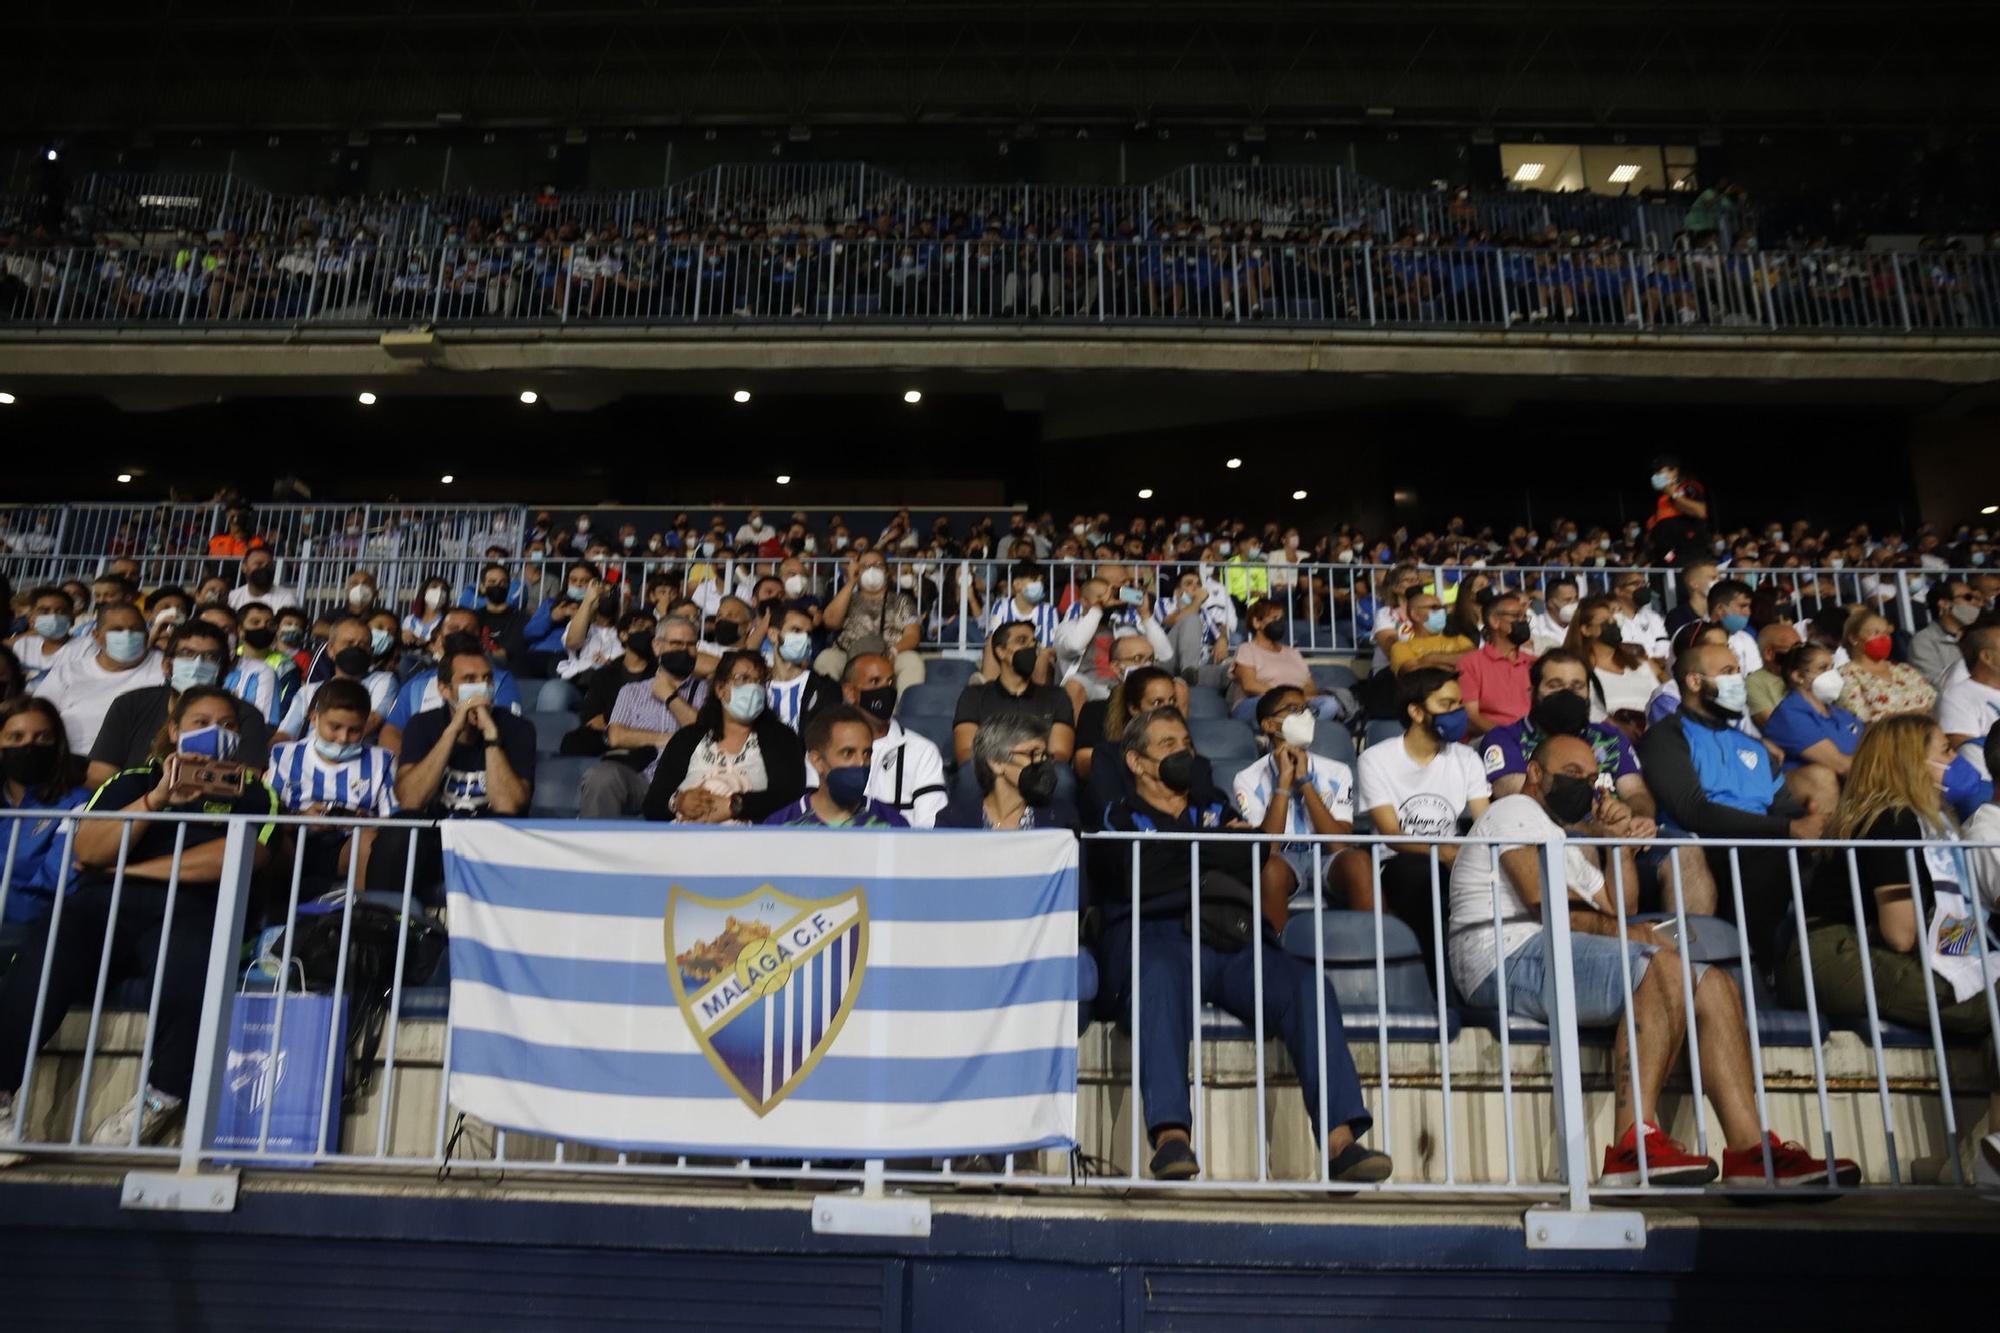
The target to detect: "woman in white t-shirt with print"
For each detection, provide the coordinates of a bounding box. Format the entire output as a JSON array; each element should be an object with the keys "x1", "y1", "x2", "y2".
[{"x1": 1349, "y1": 666, "x2": 1492, "y2": 971}]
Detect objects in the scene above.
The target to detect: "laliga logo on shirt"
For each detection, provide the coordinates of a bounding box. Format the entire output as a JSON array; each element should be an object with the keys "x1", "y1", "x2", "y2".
[{"x1": 665, "y1": 884, "x2": 870, "y2": 1116}]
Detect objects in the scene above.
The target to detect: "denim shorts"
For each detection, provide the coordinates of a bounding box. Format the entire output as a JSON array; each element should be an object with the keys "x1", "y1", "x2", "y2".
[{"x1": 1465, "y1": 930, "x2": 1706, "y2": 1026}]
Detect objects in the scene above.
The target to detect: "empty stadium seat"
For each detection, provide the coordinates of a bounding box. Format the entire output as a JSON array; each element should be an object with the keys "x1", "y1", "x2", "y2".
[
  {"x1": 1309, "y1": 662, "x2": 1360, "y2": 691},
  {"x1": 529, "y1": 711, "x2": 576, "y2": 754},
  {"x1": 1188, "y1": 718, "x2": 1259, "y2": 760},
  {"x1": 896, "y1": 683, "x2": 962, "y2": 717},
  {"x1": 1364, "y1": 718, "x2": 1405, "y2": 747},
  {"x1": 535, "y1": 679, "x2": 582, "y2": 713},
  {"x1": 1183, "y1": 688, "x2": 1227, "y2": 719},
  {"x1": 923, "y1": 657, "x2": 977, "y2": 691},
  {"x1": 1307, "y1": 725, "x2": 1357, "y2": 767},
  {"x1": 900, "y1": 711, "x2": 957, "y2": 762},
  {"x1": 1279, "y1": 911, "x2": 1458, "y2": 1041},
  {"x1": 530, "y1": 756, "x2": 592, "y2": 818}
]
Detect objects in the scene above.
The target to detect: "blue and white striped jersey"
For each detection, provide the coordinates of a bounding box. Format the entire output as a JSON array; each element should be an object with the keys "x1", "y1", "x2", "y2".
[{"x1": 266, "y1": 740, "x2": 400, "y2": 816}]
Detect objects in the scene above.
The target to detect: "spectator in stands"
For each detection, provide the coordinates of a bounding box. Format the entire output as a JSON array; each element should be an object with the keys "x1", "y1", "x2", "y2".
[
  {"x1": 195, "y1": 604, "x2": 281, "y2": 728},
  {"x1": 1762, "y1": 643, "x2": 1864, "y2": 781},
  {"x1": 984, "y1": 561, "x2": 1061, "y2": 645},
  {"x1": 643, "y1": 650, "x2": 806, "y2": 825},
  {"x1": 579, "y1": 617, "x2": 708, "y2": 820},
  {"x1": 764, "y1": 606, "x2": 838, "y2": 733},
  {"x1": 817, "y1": 550, "x2": 926, "y2": 694},
  {"x1": 1351, "y1": 667, "x2": 1491, "y2": 960},
  {"x1": 555, "y1": 571, "x2": 623, "y2": 684},
  {"x1": 1385, "y1": 587, "x2": 1474, "y2": 675},
  {"x1": 1528, "y1": 577, "x2": 1579, "y2": 655},
  {"x1": 830, "y1": 653, "x2": 947, "y2": 828},
  {"x1": 402, "y1": 576, "x2": 452, "y2": 648},
  {"x1": 1367, "y1": 568, "x2": 1426, "y2": 674},
  {"x1": 380, "y1": 616, "x2": 524, "y2": 755},
  {"x1": 953, "y1": 621, "x2": 1076, "y2": 767},
  {"x1": 0, "y1": 685, "x2": 278, "y2": 1155},
  {"x1": 0, "y1": 646, "x2": 20, "y2": 706},
  {"x1": 1637, "y1": 642, "x2": 1826, "y2": 942},
  {"x1": 1074, "y1": 661, "x2": 1183, "y2": 782},
  {"x1": 1907, "y1": 580, "x2": 1983, "y2": 686},
  {"x1": 939, "y1": 713, "x2": 1076, "y2": 831},
  {"x1": 1054, "y1": 570, "x2": 1174, "y2": 715},
  {"x1": 1836, "y1": 608, "x2": 1936, "y2": 724},
  {"x1": 1643, "y1": 455, "x2": 1709, "y2": 566},
  {"x1": 34, "y1": 604, "x2": 163, "y2": 756},
  {"x1": 0, "y1": 697, "x2": 91, "y2": 926},
  {"x1": 763, "y1": 705, "x2": 908, "y2": 828},
  {"x1": 228, "y1": 547, "x2": 296, "y2": 612},
  {"x1": 1456, "y1": 593, "x2": 1536, "y2": 737},
  {"x1": 236, "y1": 601, "x2": 299, "y2": 715},
  {"x1": 1704, "y1": 579, "x2": 1761, "y2": 674},
  {"x1": 74, "y1": 618, "x2": 276, "y2": 787},
  {"x1": 1233, "y1": 685, "x2": 1358, "y2": 906},
  {"x1": 518, "y1": 560, "x2": 600, "y2": 678},
  {"x1": 1451, "y1": 733, "x2": 1856, "y2": 1188},
  {"x1": 1232, "y1": 598, "x2": 1350, "y2": 726},
  {"x1": 274, "y1": 615, "x2": 397, "y2": 743},
  {"x1": 10, "y1": 586, "x2": 75, "y2": 689},
  {"x1": 1097, "y1": 706, "x2": 1390, "y2": 1184},
  {"x1": 1609, "y1": 572, "x2": 1671, "y2": 661},
  {"x1": 1566, "y1": 595, "x2": 1666, "y2": 727},
  {"x1": 1780, "y1": 713, "x2": 2000, "y2": 1039},
  {"x1": 1744, "y1": 622, "x2": 1803, "y2": 731},
  {"x1": 1939, "y1": 624, "x2": 2000, "y2": 771},
  {"x1": 565, "y1": 609, "x2": 659, "y2": 746},
  {"x1": 1162, "y1": 566, "x2": 1234, "y2": 691},
  {"x1": 264, "y1": 678, "x2": 398, "y2": 892}
]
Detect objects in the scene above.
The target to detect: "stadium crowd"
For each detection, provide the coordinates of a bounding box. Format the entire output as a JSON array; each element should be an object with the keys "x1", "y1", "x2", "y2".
[{"x1": 1, "y1": 461, "x2": 1997, "y2": 1186}]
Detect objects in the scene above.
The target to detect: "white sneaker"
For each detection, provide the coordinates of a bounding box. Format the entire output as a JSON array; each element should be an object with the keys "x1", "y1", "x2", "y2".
[
  {"x1": 90, "y1": 1086, "x2": 184, "y2": 1148},
  {"x1": 0, "y1": 1093, "x2": 23, "y2": 1168}
]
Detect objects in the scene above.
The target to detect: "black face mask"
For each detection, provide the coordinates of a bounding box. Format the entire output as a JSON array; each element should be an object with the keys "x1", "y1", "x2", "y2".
[
  {"x1": 483, "y1": 585, "x2": 508, "y2": 606},
  {"x1": 1628, "y1": 587, "x2": 1653, "y2": 611},
  {"x1": 1, "y1": 743, "x2": 57, "y2": 787},
  {"x1": 1529, "y1": 689, "x2": 1591, "y2": 737},
  {"x1": 710, "y1": 618, "x2": 743, "y2": 647},
  {"x1": 757, "y1": 597, "x2": 784, "y2": 624},
  {"x1": 1009, "y1": 646, "x2": 1039, "y2": 681},
  {"x1": 240, "y1": 626, "x2": 275, "y2": 652},
  {"x1": 245, "y1": 569, "x2": 273, "y2": 591},
  {"x1": 333, "y1": 646, "x2": 373, "y2": 678},
  {"x1": 857, "y1": 685, "x2": 897, "y2": 722},
  {"x1": 1505, "y1": 620, "x2": 1532, "y2": 647},
  {"x1": 1597, "y1": 621, "x2": 1624, "y2": 649},
  {"x1": 1156, "y1": 749, "x2": 1198, "y2": 794},
  {"x1": 1544, "y1": 773, "x2": 1597, "y2": 826},
  {"x1": 659, "y1": 650, "x2": 697, "y2": 680},
  {"x1": 1258, "y1": 619, "x2": 1283, "y2": 642},
  {"x1": 1016, "y1": 760, "x2": 1058, "y2": 806},
  {"x1": 625, "y1": 632, "x2": 655, "y2": 660}
]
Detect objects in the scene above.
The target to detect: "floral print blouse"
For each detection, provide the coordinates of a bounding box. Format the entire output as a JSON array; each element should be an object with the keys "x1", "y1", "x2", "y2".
[{"x1": 1836, "y1": 660, "x2": 1936, "y2": 723}]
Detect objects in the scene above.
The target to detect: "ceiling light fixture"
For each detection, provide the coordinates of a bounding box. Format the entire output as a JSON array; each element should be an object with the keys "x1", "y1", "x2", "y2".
[{"x1": 1512, "y1": 163, "x2": 1545, "y2": 183}]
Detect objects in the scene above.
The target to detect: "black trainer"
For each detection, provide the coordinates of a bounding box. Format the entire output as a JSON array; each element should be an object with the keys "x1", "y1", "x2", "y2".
[
  {"x1": 1328, "y1": 1142, "x2": 1393, "y2": 1183},
  {"x1": 1148, "y1": 1136, "x2": 1201, "y2": 1181}
]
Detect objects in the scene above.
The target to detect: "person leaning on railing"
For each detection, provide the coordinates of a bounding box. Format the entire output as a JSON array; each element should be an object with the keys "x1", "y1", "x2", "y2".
[
  {"x1": 1095, "y1": 705, "x2": 1392, "y2": 1185},
  {"x1": 1780, "y1": 714, "x2": 2000, "y2": 1038},
  {"x1": 0, "y1": 697, "x2": 91, "y2": 933},
  {"x1": 0, "y1": 685, "x2": 279, "y2": 1158}
]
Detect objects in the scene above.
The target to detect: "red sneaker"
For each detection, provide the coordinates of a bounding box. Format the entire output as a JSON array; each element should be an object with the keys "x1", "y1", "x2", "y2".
[
  {"x1": 1599, "y1": 1121, "x2": 1717, "y2": 1187},
  {"x1": 1721, "y1": 1133, "x2": 1861, "y2": 1188}
]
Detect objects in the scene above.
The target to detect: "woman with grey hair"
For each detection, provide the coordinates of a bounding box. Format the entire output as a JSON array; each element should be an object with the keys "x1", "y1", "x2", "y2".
[{"x1": 937, "y1": 714, "x2": 1078, "y2": 830}]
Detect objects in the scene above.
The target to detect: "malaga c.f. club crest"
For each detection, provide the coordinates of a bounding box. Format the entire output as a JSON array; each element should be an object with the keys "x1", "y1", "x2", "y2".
[{"x1": 665, "y1": 884, "x2": 869, "y2": 1116}]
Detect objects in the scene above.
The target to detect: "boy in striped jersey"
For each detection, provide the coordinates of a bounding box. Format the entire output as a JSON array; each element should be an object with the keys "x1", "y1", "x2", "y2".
[{"x1": 266, "y1": 678, "x2": 399, "y2": 890}]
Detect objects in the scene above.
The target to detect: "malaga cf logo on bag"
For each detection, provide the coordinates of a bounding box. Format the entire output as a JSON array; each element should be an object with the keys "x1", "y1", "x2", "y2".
[{"x1": 665, "y1": 885, "x2": 869, "y2": 1116}]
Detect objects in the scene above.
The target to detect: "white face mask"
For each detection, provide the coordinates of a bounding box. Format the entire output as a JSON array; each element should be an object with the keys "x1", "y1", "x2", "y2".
[
  {"x1": 1279, "y1": 711, "x2": 1316, "y2": 748},
  {"x1": 783, "y1": 574, "x2": 807, "y2": 597},
  {"x1": 423, "y1": 587, "x2": 445, "y2": 610},
  {"x1": 1555, "y1": 601, "x2": 1577, "y2": 625},
  {"x1": 347, "y1": 585, "x2": 373, "y2": 609},
  {"x1": 1809, "y1": 668, "x2": 1845, "y2": 705},
  {"x1": 858, "y1": 567, "x2": 887, "y2": 593}
]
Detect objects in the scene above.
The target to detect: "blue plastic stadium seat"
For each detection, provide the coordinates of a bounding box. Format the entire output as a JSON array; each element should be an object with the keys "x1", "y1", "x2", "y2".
[
  {"x1": 1307, "y1": 725, "x2": 1357, "y2": 766},
  {"x1": 535, "y1": 679, "x2": 582, "y2": 713},
  {"x1": 896, "y1": 683, "x2": 961, "y2": 718},
  {"x1": 923, "y1": 657, "x2": 977, "y2": 691},
  {"x1": 1285, "y1": 299, "x2": 1323, "y2": 321},
  {"x1": 1189, "y1": 718, "x2": 1259, "y2": 761},
  {"x1": 901, "y1": 711, "x2": 958, "y2": 763},
  {"x1": 1364, "y1": 718, "x2": 1405, "y2": 747},
  {"x1": 1309, "y1": 662, "x2": 1360, "y2": 691},
  {"x1": 1278, "y1": 911, "x2": 1458, "y2": 1042},
  {"x1": 530, "y1": 755, "x2": 592, "y2": 818},
  {"x1": 1207, "y1": 758, "x2": 1250, "y2": 797},
  {"x1": 1184, "y1": 688, "x2": 1227, "y2": 720},
  {"x1": 529, "y1": 711, "x2": 575, "y2": 755}
]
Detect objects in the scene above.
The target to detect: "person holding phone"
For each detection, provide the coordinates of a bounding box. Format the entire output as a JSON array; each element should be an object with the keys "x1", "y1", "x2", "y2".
[{"x1": 0, "y1": 686, "x2": 278, "y2": 1157}]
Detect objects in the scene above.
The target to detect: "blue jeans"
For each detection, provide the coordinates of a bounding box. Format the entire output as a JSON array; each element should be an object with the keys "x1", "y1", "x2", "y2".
[{"x1": 1096, "y1": 916, "x2": 1372, "y2": 1141}]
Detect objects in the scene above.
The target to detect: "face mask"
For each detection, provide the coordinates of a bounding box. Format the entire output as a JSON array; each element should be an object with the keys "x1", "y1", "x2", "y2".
[
  {"x1": 1809, "y1": 668, "x2": 1844, "y2": 705},
  {"x1": 241, "y1": 626, "x2": 275, "y2": 652},
  {"x1": 783, "y1": 574, "x2": 807, "y2": 598},
  {"x1": 1217, "y1": 541, "x2": 1233, "y2": 556},
  {"x1": 482, "y1": 582, "x2": 510, "y2": 606},
  {"x1": 32, "y1": 613, "x2": 70, "y2": 640},
  {"x1": 1720, "y1": 612, "x2": 1750, "y2": 634},
  {"x1": 1016, "y1": 760, "x2": 1058, "y2": 806},
  {"x1": 313, "y1": 736, "x2": 365, "y2": 764},
  {"x1": 857, "y1": 684, "x2": 897, "y2": 722},
  {"x1": 1529, "y1": 689, "x2": 1591, "y2": 737},
  {"x1": 658, "y1": 649, "x2": 696, "y2": 679},
  {"x1": 574, "y1": 517, "x2": 591, "y2": 534},
  {"x1": 1428, "y1": 707, "x2": 1470, "y2": 744},
  {"x1": 332, "y1": 646, "x2": 373, "y2": 678},
  {"x1": 170, "y1": 657, "x2": 220, "y2": 691},
  {"x1": 858, "y1": 567, "x2": 887, "y2": 593},
  {"x1": 1598, "y1": 621, "x2": 1624, "y2": 649},
  {"x1": 347, "y1": 586, "x2": 373, "y2": 609},
  {"x1": 1505, "y1": 620, "x2": 1531, "y2": 647},
  {"x1": 1279, "y1": 711, "x2": 1315, "y2": 748},
  {"x1": 779, "y1": 630, "x2": 813, "y2": 664},
  {"x1": 1628, "y1": 588, "x2": 1653, "y2": 611},
  {"x1": 710, "y1": 618, "x2": 743, "y2": 648},
  {"x1": 454, "y1": 680, "x2": 492, "y2": 707},
  {"x1": 1156, "y1": 749, "x2": 1197, "y2": 794},
  {"x1": 1423, "y1": 609, "x2": 1448, "y2": 634},
  {"x1": 1708, "y1": 674, "x2": 1749, "y2": 716},
  {"x1": 1544, "y1": 773, "x2": 1598, "y2": 826},
  {"x1": 566, "y1": 583, "x2": 589, "y2": 601},
  {"x1": 370, "y1": 627, "x2": 395, "y2": 657},
  {"x1": 1951, "y1": 600, "x2": 1981, "y2": 627},
  {"x1": 1554, "y1": 601, "x2": 1577, "y2": 625},
  {"x1": 177, "y1": 723, "x2": 240, "y2": 760},
  {"x1": 1021, "y1": 580, "x2": 1045, "y2": 605},
  {"x1": 278, "y1": 625, "x2": 304, "y2": 647},
  {"x1": 1, "y1": 743, "x2": 57, "y2": 787},
  {"x1": 423, "y1": 587, "x2": 446, "y2": 610},
  {"x1": 896, "y1": 572, "x2": 916, "y2": 591},
  {"x1": 1650, "y1": 471, "x2": 1672, "y2": 492},
  {"x1": 725, "y1": 681, "x2": 767, "y2": 722},
  {"x1": 621, "y1": 535, "x2": 636, "y2": 549},
  {"x1": 1009, "y1": 646, "x2": 1039, "y2": 680},
  {"x1": 1861, "y1": 634, "x2": 1893, "y2": 662},
  {"x1": 824, "y1": 763, "x2": 871, "y2": 810},
  {"x1": 625, "y1": 631, "x2": 657, "y2": 660},
  {"x1": 245, "y1": 568, "x2": 273, "y2": 591}
]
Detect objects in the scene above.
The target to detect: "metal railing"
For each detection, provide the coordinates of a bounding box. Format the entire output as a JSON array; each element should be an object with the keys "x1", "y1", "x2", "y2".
[
  {"x1": 7, "y1": 240, "x2": 1994, "y2": 335},
  {"x1": 0, "y1": 809, "x2": 1989, "y2": 1235}
]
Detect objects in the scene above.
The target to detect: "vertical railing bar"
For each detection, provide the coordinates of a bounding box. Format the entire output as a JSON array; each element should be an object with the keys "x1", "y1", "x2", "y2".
[
  {"x1": 1844, "y1": 846, "x2": 1901, "y2": 1185},
  {"x1": 128, "y1": 823, "x2": 189, "y2": 1148},
  {"x1": 68, "y1": 820, "x2": 135, "y2": 1144}
]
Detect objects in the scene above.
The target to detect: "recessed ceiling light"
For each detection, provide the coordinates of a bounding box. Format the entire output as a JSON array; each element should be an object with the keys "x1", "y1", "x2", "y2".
[
  {"x1": 733, "y1": 390, "x2": 751, "y2": 404},
  {"x1": 0, "y1": 392, "x2": 15, "y2": 405},
  {"x1": 776, "y1": 474, "x2": 792, "y2": 485},
  {"x1": 1984, "y1": 505, "x2": 1999, "y2": 516},
  {"x1": 1225, "y1": 457, "x2": 1242, "y2": 469},
  {"x1": 1137, "y1": 488, "x2": 1154, "y2": 500},
  {"x1": 903, "y1": 389, "x2": 922, "y2": 404},
  {"x1": 518, "y1": 390, "x2": 538, "y2": 405},
  {"x1": 1608, "y1": 164, "x2": 1643, "y2": 183},
  {"x1": 357, "y1": 391, "x2": 377, "y2": 405},
  {"x1": 440, "y1": 474, "x2": 455, "y2": 484},
  {"x1": 116, "y1": 473, "x2": 133, "y2": 484},
  {"x1": 1512, "y1": 163, "x2": 1545, "y2": 183},
  {"x1": 1292, "y1": 489, "x2": 1309, "y2": 500}
]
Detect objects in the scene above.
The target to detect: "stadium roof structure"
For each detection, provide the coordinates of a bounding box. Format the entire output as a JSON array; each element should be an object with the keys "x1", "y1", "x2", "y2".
[{"x1": 10, "y1": 1, "x2": 2000, "y2": 134}]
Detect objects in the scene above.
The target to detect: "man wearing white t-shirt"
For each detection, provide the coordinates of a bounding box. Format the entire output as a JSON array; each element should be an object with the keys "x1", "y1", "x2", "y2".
[
  {"x1": 1529, "y1": 578, "x2": 1579, "y2": 656},
  {"x1": 1610, "y1": 573, "x2": 1671, "y2": 661},
  {"x1": 1349, "y1": 666, "x2": 1492, "y2": 968},
  {"x1": 227, "y1": 548, "x2": 299, "y2": 613},
  {"x1": 1939, "y1": 625, "x2": 2000, "y2": 777},
  {"x1": 30, "y1": 604, "x2": 161, "y2": 751}
]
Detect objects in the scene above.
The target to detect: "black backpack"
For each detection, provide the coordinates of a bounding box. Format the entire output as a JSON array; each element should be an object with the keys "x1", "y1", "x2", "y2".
[{"x1": 290, "y1": 901, "x2": 447, "y2": 1110}]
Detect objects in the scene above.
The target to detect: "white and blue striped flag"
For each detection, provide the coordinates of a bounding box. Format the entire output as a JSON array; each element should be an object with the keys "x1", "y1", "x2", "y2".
[{"x1": 439, "y1": 822, "x2": 1079, "y2": 1158}]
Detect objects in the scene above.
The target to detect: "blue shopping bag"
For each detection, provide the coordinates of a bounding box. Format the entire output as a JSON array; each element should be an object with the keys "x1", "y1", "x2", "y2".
[{"x1": 213, "y1": 992, "x2": 347, "y2": 1166}]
